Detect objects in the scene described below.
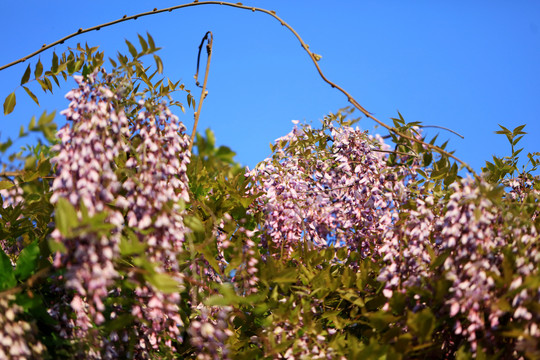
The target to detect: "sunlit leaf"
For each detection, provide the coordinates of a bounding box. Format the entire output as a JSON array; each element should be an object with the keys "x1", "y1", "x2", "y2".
[
  {"x1": 138, "y1": 34, "x2": 148, "y2": 52},
  {"x1": 0, "y1": 181, "x2": 14, "y2": 190},
  {"x1": 147, "y1": 32, "x2": 156, "y2": 50},
  {"x1": 3, "y1": 92, "x2": 16, "y2": 115},
  {"x1": 34, "y1": 59, "x2": 43, "y2": 78},
  {"x1": 146, "y1": 272, "x2": 180, "y2": 294},
  {"x1": 52, "y1": 52, "x2": 59, "y2": 73},
  {"x1": 125, "y1": 39, "x2": 138, "y2": 58},
  {"x1": 55, "y1": 197, "x2": 78, "y2": 236},
  {"x1": 14, "y1": 241, "x2": 40, "y2": 281},
  {"x1": 0, "y1": 248, "x2": 16, "y2": 291},
  {"x1": 23, "y1": 86, "x2": 40, "y2": 106},
  {"x1": 154, "y1": 54, "x2": 163, "y2": 74},
  {"x1": 20, "y1": 64, "x2": 31, "y2": 85}
]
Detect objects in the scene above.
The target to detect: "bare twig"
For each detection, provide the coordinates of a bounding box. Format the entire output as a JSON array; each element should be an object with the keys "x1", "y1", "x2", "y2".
[
  {"x1": 0, "y1": 171, "x2": 23, "y2": 178},
  {"x1": 372, "y1": 148, "x2": 416, "y2": 157},
  {"x1": 420, "y1": 125, "x2": 464, "y2": 139},
  {"x1": 189, "y1": 31, "x2": 213, "y2": 152},
  {"x1": 0, "y1": 1, "x2": 475, "y2": 175}
]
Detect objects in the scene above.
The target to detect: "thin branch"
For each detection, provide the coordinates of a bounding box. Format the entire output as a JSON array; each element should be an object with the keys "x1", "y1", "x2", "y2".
[
  {"x1": 180, "y1": 273, "x2": 219, "y2": 294},
  {"x1": 0, "y1": 171, "x2": 24, "y2": 178},
  {"x1": 420, "y1": 125, "x2": 464, "y2": 139},
  {"x1": 189, "y1": 31, "x2": 213, "y2": 152},
  {"x1": 0, "y1": 171, "x2": 54, "y2": 180},
  {"x1": 0, "y1": 1, "x2": 475, "y2": 176},
  {"x1": 371, "y1": 148, "x2": 416, "y2": 157}
]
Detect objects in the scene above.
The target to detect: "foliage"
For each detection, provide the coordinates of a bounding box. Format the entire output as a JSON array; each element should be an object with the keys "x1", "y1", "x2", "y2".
[{"x1": 0, "y1": 22, "x2": 539, "y2": 360}]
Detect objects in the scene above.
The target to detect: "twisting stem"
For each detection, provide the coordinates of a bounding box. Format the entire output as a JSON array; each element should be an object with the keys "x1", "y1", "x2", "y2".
[
  {"x1": 0, "y1": 1, "x2": 475, "y2": 175},
  {"x1": 0, "y1": 171, "x2": 24, "y2": 177},
  {"x1": 420, "y1": 125, "x2": 464, "y2": 139},
  {"x1": 189, "y1": 31, "x2": 213, "y2": 153}
]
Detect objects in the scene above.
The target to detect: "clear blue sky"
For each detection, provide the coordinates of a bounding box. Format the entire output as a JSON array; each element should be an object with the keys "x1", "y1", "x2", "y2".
[{"x1": 1, "y1": 1, "x2": 539, "y2": 172}]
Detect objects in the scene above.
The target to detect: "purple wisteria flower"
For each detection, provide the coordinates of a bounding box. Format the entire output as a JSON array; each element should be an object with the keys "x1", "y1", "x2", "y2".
[
  {"x1": 247, "y1": 118, "x2": 402, "y2": 259},
  {"x1": 0, "y1": 295, "x2": 45, "y2": 359},
  {"x1": 49, "y1": 70, "x2": 191, "y2": 358}
]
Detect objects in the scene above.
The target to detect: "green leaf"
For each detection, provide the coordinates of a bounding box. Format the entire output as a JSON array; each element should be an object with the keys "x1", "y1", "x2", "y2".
[
  {"x1": 407, "y1": 308, "x2": 435, "y2": 342},
  {"x1": 147, "y1": 32, "x2": 156, "y2": 50},
  {"x1": 146, "y1": 272, "x2": 180, "y2": 294},
  {"x1": 0, "y1": 248, "x2": 16, "y2": 291},
  {"x1": 22, "y1": 170, "x2": 39, "y2": 183},
  {"x1": 51, "y1": 52, "x2": 59, "y2": 73},
  {"x1": 43, "y1": 77, "x2": 53, "y2": 92},
  {"x1": 339, "y1": 289, "x2": 365, "y2": 307},
  {"x1": 138, "y1": 34, "x2": 148, "y2": 52},
  {"x1": 431, "y1": 250, "x2": 450, "y2": 269},
  {"x1": 272, "y1": 268, "x2": 298, "y2": 284},
  {"x1": 422, "y1": 152, "x2": 432, "y2": 167},
  {"x1": 66, "y1": 59, "x2": 75, "y2": 74},
  {"x1": 204, "y1": 283, "x2": 259, "y2": 307},
  {"x1": 34, "y1": 59, "x2": 43, "y2": 78},
  {"x1": 0, "y1": 138, "x2": 13, "y2": 153},
  {"x1": 55, "y1": 197, "x2": 78, "y2": 236},
  {"x1": 512, "y1": 124, "x2": 527, "y2": 136},
  {"x1": 512, "y1": 135, "x2": 524, "y2": 146},
  {"x1": 21, "y1": 64, "x2": 31, "y2": 85},
  {"x1": 125, "y1": 40, "x2": 138, "y2": 58},
  {"x1": 37, "y1": 159, "x2": 51, "y2": 176},
  {"x1": 205, "y1": 128, "x2": 216, "y2": 149},
  {"x1": 495, "y1": 124, "x2": 511, "y2": 135},
  {"x1": 184, "y1": 216, "x2": 205, "y2": 234},
  {"x1": 82, "y1": 64, "x2": 90, "y2": 77},
  {"x1": 0, "y1": 181, "x2": 14, "y2": 190},
  {"x1": 456, "y1": 345, "x2": 473, "y2": 360},
  {"x1": 119, "y1": 232, "x2": 147, "y2": 256},
  {"x1": 22, "y1": 86, "x2": 40, "y2": 106},
  {"x1": 37, "y1": 110, "x2": 55, "y2": 126},
  {"x1": 14, "y1": 241, "x2": 40, "y2": 281},
  {"x1": 47, "y1": 239, "x2": 67, "y2": 254},
  {"x1": 204, "y1": 295, "x2": 230, "y2": 306},
  {"x1": 153, "y1": 55, "x2": 163, "y2": 74},
  {"x1": 36, "y1": 79, "x2": 48, "y2": 92},
  {"x1": 3, "y1": 92, "x2": 16, "y2": 115}
]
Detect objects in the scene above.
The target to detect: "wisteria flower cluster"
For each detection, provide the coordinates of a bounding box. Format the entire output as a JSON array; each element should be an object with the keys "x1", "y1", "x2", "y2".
[
  {"x1": 48, "y1": 69, "x2": 191, "y2": 358},
  {"x1": 49, "y1": 72, "x2": 129, "y2": 335},
  {"x1": 247, "y1": 116, "x2": 404, "y2": 258},
  {"x1": 0, "y1": 181, "x2": 24, "y2": 260},
  {"x1": 0, "y1": 295, "x2": 45, "y2": 360},
  {"x1": 246, "y1": 113, "x2": 540, "y2": 358},
  {"x1": 188, "y1": 305, "x2": 233, "y2": 360}
]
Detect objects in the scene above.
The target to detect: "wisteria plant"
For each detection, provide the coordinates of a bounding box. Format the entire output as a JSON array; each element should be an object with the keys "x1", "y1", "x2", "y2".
[{"x1": 1, "y1": 3, "x2": 539, "y2": 360}]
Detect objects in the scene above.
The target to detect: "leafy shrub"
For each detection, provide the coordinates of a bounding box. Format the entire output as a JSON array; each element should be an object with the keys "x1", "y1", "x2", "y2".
[{"x1": 0, "y1": 9, "x2": 539, "y2": 360}]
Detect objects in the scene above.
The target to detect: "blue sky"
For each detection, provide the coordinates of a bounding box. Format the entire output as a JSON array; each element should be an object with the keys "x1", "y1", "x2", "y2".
[{"x1": 1, "y1": 1, "x2": 539, "y2": 172}]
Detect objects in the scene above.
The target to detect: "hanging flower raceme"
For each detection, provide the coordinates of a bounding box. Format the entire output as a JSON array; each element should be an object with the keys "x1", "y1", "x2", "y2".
[
  {"x1": 49, "y1": 69, "x2": 191, "y2": 358},
  {"x1": 378, "y1": 193, "x2": 440, "y2": 295},
  {"x1": 188, "y1": 305, "x2": 234, "y2": 360},
  {"x1": 50, "y1": 71, "x2": 129, "y2": 332},
  {"x1": 438, "y1": 179, "x2": 506, "y2": 351},
  {"x1": 441, "y1": 179, "x2": 540, "y2": 354},
  {"x1": 0, "y1": 295, "x2": 45, "y2": 360},
  {"x1": 123, "y1": 100, "x2": 191, "y2": 355},
  {"x1": 0, "y1": 181, "x2": 25, "y2": 260}
]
